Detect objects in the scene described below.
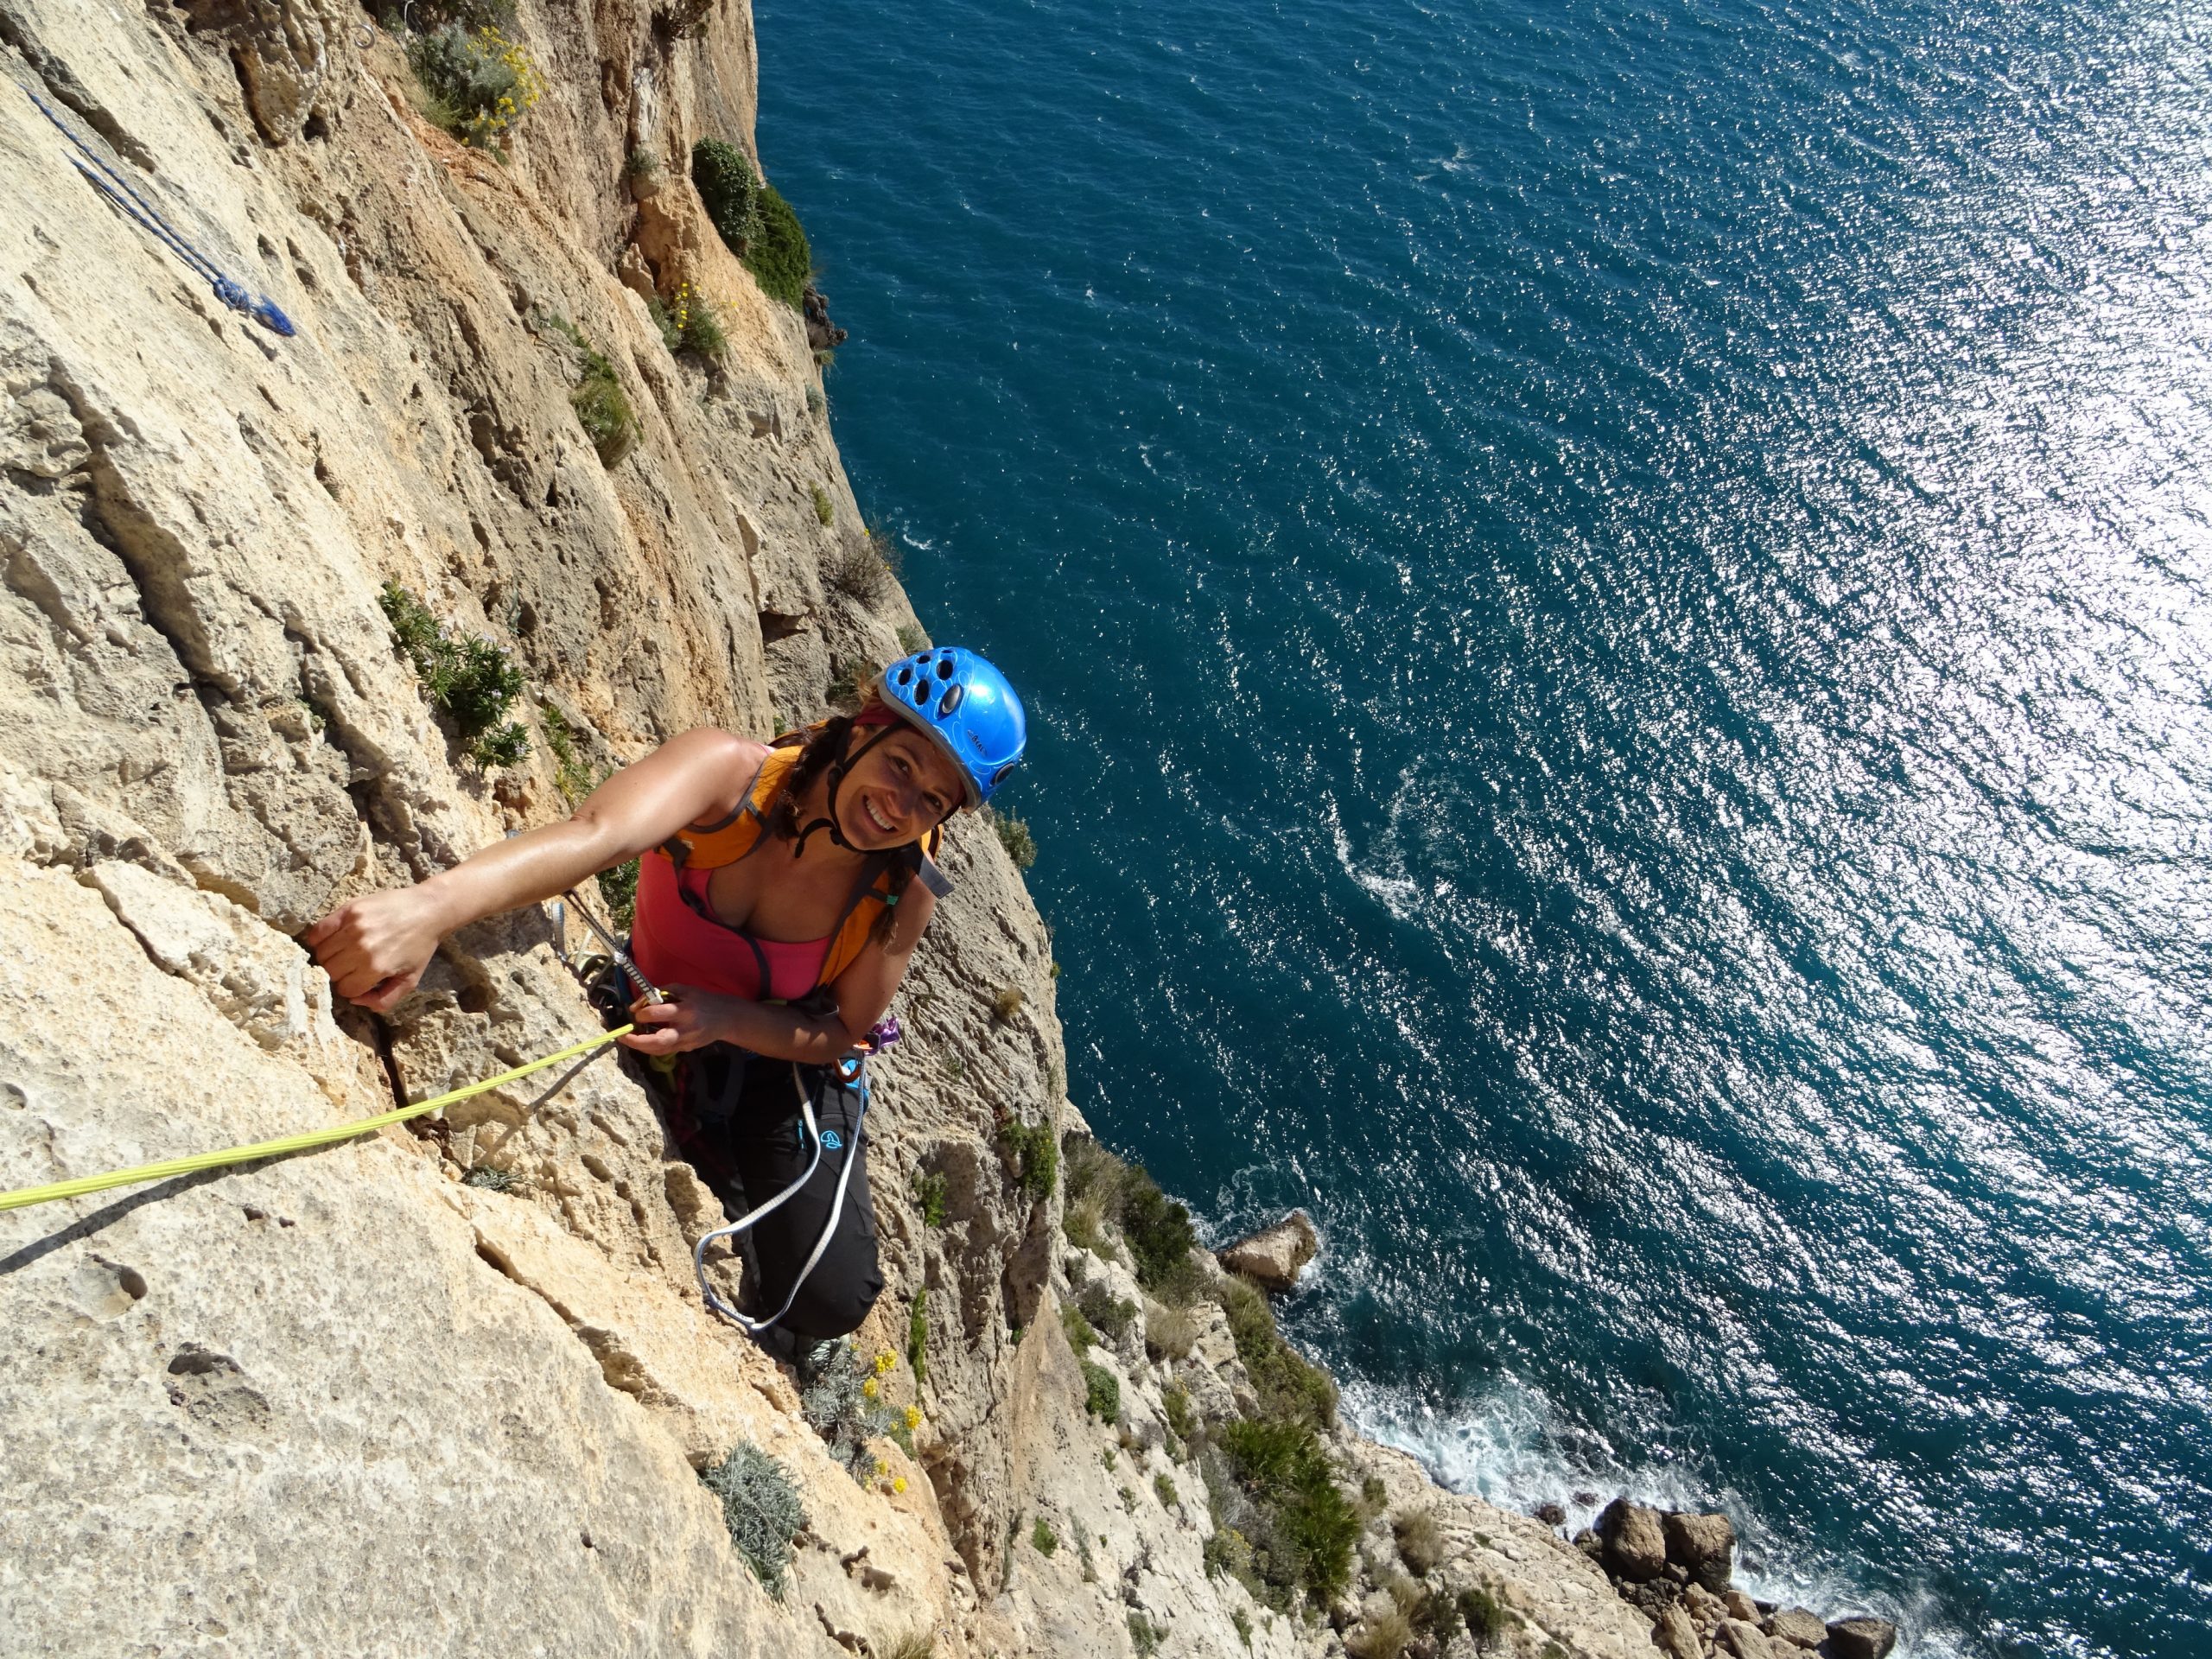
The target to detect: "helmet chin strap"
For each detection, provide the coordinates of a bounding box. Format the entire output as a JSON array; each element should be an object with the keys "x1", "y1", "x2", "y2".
[{"x1": 792, "y1": 722, "x2": 899, "y2": 857}]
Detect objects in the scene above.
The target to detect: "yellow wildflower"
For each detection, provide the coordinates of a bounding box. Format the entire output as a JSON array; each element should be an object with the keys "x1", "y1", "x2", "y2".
[
  {"x1": 861, "y1": 1377, "x2": 878, "y2": 1399},
  {"x1": 874, "y1": 1351, "x2": 896, "y2": 1376},
  {"x1": 904, "y1": 1406, "x2": 922, "y2": 1430},
  {"x1": 893, "y1": 1477, "x2": 908, "y2": 1495}
]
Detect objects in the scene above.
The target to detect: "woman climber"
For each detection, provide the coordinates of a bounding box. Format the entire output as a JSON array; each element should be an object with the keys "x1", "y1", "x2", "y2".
[{"x1": 303, "y1": 646, "x2": 1027, "y2": 1343}]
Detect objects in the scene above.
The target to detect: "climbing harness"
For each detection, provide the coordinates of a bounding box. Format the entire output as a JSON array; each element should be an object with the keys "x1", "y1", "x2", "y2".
[
  {"x1": 0, "y1": 1026, "x2": 630, "y2": 1215},
  {"x1": 690, "y1": 1052, "x2": 871, "y2": 1336},
  {"x1": 19, "y1": 84, "x2": 296, "y2": 339}
]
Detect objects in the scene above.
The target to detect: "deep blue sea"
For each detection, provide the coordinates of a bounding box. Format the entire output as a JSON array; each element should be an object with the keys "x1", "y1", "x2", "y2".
[{"x1": 750, "y1": 2, "x2": 2212, "y2": 1652}]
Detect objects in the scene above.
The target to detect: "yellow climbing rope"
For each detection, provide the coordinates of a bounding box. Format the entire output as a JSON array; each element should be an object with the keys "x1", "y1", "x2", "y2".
[{"x1": 0, "y1": 1025, "x2": 632, "y2": 1215}]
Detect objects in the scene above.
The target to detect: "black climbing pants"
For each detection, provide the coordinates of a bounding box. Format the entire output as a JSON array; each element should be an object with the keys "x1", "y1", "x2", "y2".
[{"x1": 627, "y1": 1039, "x2": 884, "y2": 1341}]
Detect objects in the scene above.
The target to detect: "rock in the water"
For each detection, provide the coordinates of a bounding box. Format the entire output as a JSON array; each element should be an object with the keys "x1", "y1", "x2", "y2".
[
  {"x1": 1597, "y1": 1497, "x2": 1668, "y2": 1582},
  {"x1": 1535, "y1": 1501, "x2": 1567, "y2": 1526},
  {"x1": 1663, "y1": 1509, "x2": 1736, "y2": 1592},
  {"x1": 1217, "y1": 1210, "x2": 1319, "y2": 1290},
  {"x1": 1764, "y1": 1608, "x2": 1827, "y2": 1649},
  {"x1": 1827, "y1": 1617, "x2": 1900, "y2": 1659},
  {"x1": 1573, "y1": 1528, "x2": 1605, "y2": 1561}
]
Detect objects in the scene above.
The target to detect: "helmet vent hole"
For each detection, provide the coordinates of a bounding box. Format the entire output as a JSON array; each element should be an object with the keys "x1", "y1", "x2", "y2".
[
  {"x1": 895, "y1": 667, "x2": 913, "y2": 685},
  {"x1": 912, "y1": 682, "x2": 929, "y2": 704},
  {"x1": 935, "y1": 658, "x2": 956, "y2": 679}
]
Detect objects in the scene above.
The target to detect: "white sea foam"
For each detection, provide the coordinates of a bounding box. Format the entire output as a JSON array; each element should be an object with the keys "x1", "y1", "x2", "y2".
[{"x1": 1338, "y1": 1371, "x2": 1972, "y2": 1659}]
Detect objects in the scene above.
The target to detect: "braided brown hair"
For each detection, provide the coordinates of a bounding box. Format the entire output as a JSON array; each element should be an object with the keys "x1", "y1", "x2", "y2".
[{"x1": 770, "y1": 713, "x2": 924, "y2": 946}]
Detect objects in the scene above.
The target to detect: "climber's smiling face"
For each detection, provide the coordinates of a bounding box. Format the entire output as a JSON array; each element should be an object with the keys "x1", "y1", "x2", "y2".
[{"x1": 836, "y1": 726, "x2": 963, "y2": 851}]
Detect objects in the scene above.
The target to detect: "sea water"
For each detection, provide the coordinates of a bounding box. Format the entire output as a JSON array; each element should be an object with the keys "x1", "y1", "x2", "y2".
[{"x1": 752, "y1": 1, "x2": 2212, "y2": 1652}]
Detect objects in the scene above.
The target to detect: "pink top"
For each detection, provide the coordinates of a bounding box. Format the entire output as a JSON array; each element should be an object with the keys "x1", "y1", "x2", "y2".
[{"x1": 630, "y1": 852, "x2": 835, "y2": 1003}]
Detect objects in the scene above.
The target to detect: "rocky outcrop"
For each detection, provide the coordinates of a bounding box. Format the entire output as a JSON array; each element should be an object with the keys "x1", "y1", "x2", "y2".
[
  {"x1": 1218, "y1": 1208, "x2": 1319, "y2": 1291},
  {"x1": 0, "y1": 0, "x2": 1899, "y2": 1656}
]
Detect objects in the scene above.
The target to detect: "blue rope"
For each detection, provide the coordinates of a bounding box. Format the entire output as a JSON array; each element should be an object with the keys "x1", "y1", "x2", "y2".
[{"x1": 22, "y1": 85, "x2": 296, "y2": 339}]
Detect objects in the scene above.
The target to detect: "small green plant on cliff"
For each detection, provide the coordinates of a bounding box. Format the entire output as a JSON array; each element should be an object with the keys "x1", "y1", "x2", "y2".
[
  {"x1": 997, "y1": 1116, "x2": 1058, "y2": 1202},
  {"x1": 824, "y1": 525, "x2": 894, "y2": 602},
  {"x1": 378, "y1": 582, "x2": 529, "y2": 769},
  {"x1": 1128, "y1": 1612, "x2": 1161, "y2": 1658},
  {"x1": 1030, "y1": 1516, "x2": 1059, "y2": 1557},
  {"x1": 1217, "y1": 1416, "x2": 1358, "y2": 1610},
  {"x1": 897, "y1": 624, "x2": 929, "y2": 655},
  {"x1": 913, "y1": 1169, "x2": 949, "y2": 1228},
  {"x1": 462, "y1": 1164, "x2": 519, "y2": 1192},
  {"x1": 1079, "y1": 1281, "x2": 1138, "y2": 1345},
  {"x1": 1219, "y1": 1272, "x2": 1338, "y2": 1429},
  {"x1": 623, "y1": 147, "x2": 659, "y2": 181},
  {"x1": 1231, "y1": 1607, "x2": 1254, "y2": 1649},
  {"x1": 1394, "y1": 1506, "x2": 1445, "y2": 1576},
  {"x1": 1081, "y1": 1360, "x2": 1121, "y2": 1422},
  {"x1": 747, "y1": 182, "x2": 813, "y2": 310},
  {"x1": 692, "y1": 137, "x2": 762, "y2": 252},
  {"x1": 1346, "y1": 1608, "x2": 1413, "y2": 1659},
  {"x1": 544, "y1": 315, "x2": 638, "y2": 467},
  {"x1": 798, "y1": 1340, "x2": 908, "y2": 1481},
  {"x1": 810, "y1": 483, "x2": 835, "y2": 527},
  {"x1": 992, "y1": 986, "x2": 1025, "y2": 1023},
  {"x1": 405, "y1": 23, "x2": 543, "y2": 149},
  {"x1": 1457, "y1": 1586, "x2": 1510, "y2": 1651},
  {"x1": 1059, "y1": 1299, "x2": 1097, "y2": 1355},
  {"x1": 982, "y1": 805, "x2": 1037, "y2": 870},
  {"x1": 596, "y1": 856, "x2": 639, "y2": 931},
  {"x1": 1115, "y1": 1162, "x2": 1198, "y2": 1293},
  {"x1": 538, "y1": 702, "x2": 595, "y2": 804},
  {"x1": 648, "y1": 282, "x2": 726, "y2": 359},
  {"x1": 906, "y1": 1288, "x2": 930, "y2": 1384},
  {"x1": 1154, "y1": 1471, "x2": 1179, "y2": 1510},
  {"x1": 699, "y1": 1441, "x2": 805, "y2": 1597}
]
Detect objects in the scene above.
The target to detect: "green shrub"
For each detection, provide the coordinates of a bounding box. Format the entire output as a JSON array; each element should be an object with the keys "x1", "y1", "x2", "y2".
[
  {"x1": 914, "y1": 1170, "x2": 949, "y2": 1228},
  {"x1": 1030, "y1": 1516, "x2": 1058, "y2": 1557},
  {"x1": 1231, "y1": 1606, "x2": 1253, "y2": 1649},
  {"x1": 1346, "y1": 1608, "x2": 1412, "y2": 1659},
  {"x1": 897, "y1": 624, "x2": 928, "y2": 654},
  {"x1": 1128, "y1": 1613, "x2": 1161, "y2": 1658},
  {"x1": 1459, "y1": 1586, "x2": 1509, "y2": 1651},
  {"x1": 623, "y1": 147, "x2": 658, "y2": 180},
  {"x1": 746, "y1": 181, "x2": 812, "y2": 309},
  {"x1": 986, "y1": 806, "x2": 1037, "y2": 869},
  {"x1": 998, "y1": 1117, "x2": 1058, "y2": 1202},
  {"x1": 1059, "y1": 1300, "x2": 1097, "y2": 1355},
  {"x1": 699, "y1": 1442, "x2": 804, "y2": 1597},
  {"x1": 1146, "y1": 1300, "x2": 1200, "y2": 1360},
  {"x1": 378, "y1": 582, "x2": 530, "y2": 769},
  {"x1": 692, "y1": 137, "x2": 760, "y2": 251},
  {"x1": 907, "y1": 1288, "x2": 930, "y2": 1384},
  {"x1": 1154, "y1": 1472, "x2": 1179, "y2": 1510},
  {"x1": 798, "y1": 1338, "x2": 904, "y2": 1482},
  {"x1": 597, "y1": 857, "x2": 639, "y2": 931},
  {"x1": 1394, "y1": 1506, "x2": 1445, "y2": 1575},
  {"x1": 1204, "y1": 1526, "x2": 1252, "y2": 1582},
  {"x1": 1162, "y1": 1382, "x2": 1197, "y2": 1448},
  {"x1": 540, "y1": 702, "x2": 595, "y2": 804},
  {"x1": 823, "y1": 528, "x2": 893, "y2": 603},
  {"x1": 1078, "y1": 1281, "x2": 1138, "y2": 1344},
  {"x1": 647, "y1": 283, "x2": 725, "y2": 359},
  {"x1": 1065, "y1": 1192, "x2": 1109, "y2": 1255},
  {"x1": 1064, "y1": 1134, "x2": 1117, "y2": 1203},
  {"x1": 810, "y1": 483, "x2": 835, "y2": 527},
  {"x1": 880, "y1": 1632, "x2": 935, "y2": 1659},
  {"x1": 405, "y1": 23, "x2": 541, "y2": 149},
  {"x1": 1116, "y1": 1164, "x2": 1198, "y2": 1291},
  {"x1": 1219, "y1": 1274, "x2": 1338, "y2": 1429},
  {"x1": 1218, "y1": 1418, "x2": 1358, "y2": 1608},
  {"x1": 1081, "y1": 1360, "x2": 1120, "y2": 1422},
  {"x1": 462, "y1": 1165, "x2": 518, "y2": 1192}
]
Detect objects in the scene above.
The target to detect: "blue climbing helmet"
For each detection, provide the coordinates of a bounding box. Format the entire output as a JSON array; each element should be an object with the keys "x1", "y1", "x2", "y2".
[{"x1": 875, "y1": 646, "x2": 1027, "y2": 808}]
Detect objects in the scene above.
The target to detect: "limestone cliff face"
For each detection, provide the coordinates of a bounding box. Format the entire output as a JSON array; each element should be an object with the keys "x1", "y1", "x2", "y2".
[{"x1": 0, "y1": 3, "x2": 1658, "y2": 1656}]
